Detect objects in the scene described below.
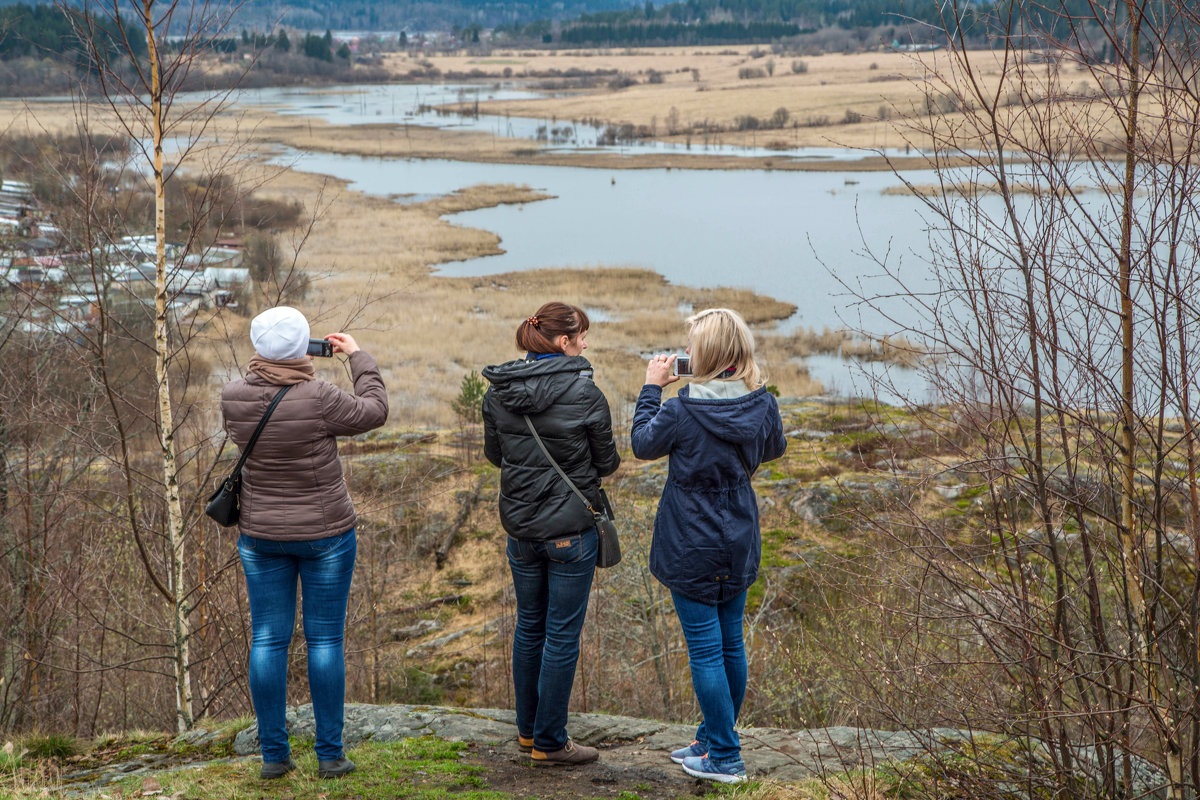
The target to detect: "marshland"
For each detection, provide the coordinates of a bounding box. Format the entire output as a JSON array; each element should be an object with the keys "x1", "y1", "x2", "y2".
[{"x1": 3, "y1": 7, "x2": 1200, "y2": 799}]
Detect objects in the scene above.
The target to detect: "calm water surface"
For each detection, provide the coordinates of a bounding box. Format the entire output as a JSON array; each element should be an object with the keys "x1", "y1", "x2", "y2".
[
  {"x1": 244, "y1": 84, "x2": 958, "y2": 400},
  {"x1": 227, "y1": 83, "x2": 923, "y2": 162},
  {"x1": 276, "y1": 149, "x2": 937, "y2": 327}
]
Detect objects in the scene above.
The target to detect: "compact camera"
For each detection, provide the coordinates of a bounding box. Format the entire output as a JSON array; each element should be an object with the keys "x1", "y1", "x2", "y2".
[
  {"x1": 307, "y1": 338, "x2": 334, "y2": 357},
  {"x1": 672, "y1": 355, "x2": 692, "y2": 377}
]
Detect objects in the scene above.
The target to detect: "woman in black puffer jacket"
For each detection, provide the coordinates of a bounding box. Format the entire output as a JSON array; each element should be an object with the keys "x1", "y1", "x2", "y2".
[{"x1": 482, "y1": 301, "x2": 620, "y2": 767}]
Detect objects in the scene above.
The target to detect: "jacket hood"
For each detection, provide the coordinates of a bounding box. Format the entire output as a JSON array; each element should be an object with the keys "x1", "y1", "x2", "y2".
[
  {"x1": 482, "y1": 355, "x2": 594, "y2": 415},
  {"x1": 678, "y1": 384, "x2": 776, "y2": 445}
]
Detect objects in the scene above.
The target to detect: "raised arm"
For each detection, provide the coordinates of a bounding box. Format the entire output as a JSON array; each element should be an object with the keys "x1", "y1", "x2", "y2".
[{"x1": 321, "y1": 343, "x2": 389, "y2": 436}]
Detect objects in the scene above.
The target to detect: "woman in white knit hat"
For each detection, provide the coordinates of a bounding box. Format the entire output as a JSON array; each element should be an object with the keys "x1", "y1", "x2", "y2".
[{"x1": 221, "y1": 306, "x2": 388, "y2": 780}]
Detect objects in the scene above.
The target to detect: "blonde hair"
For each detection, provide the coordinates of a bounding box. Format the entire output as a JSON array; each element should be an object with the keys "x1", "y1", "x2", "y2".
[{"x1": 686, "y1": 308, "x2": 763, "y2": 388}]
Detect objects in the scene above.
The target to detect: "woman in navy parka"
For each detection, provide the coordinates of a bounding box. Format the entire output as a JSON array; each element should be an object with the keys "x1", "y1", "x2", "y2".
[{"x1": 631, "y1": 308, "x2": 786, "y2": 784}]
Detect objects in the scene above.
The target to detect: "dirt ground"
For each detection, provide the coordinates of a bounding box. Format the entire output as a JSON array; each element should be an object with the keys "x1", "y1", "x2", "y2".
[{"x1": 463, "y1": 739, "x2": 715, "y2": 800}]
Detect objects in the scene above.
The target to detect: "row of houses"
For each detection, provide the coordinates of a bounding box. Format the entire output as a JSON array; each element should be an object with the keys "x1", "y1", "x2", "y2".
[
  {"x1": 0, "y1": 235, "x2": 253, "y2": 335},
  {"x1": 0, "y1": 180, "x2": 61, "y2": 244},
  {"x1": 1, "y1": 179, "x2": 254, "y2": 335}
]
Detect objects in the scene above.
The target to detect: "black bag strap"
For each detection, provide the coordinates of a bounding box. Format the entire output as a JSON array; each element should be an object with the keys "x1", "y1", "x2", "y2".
[
  {"x1": 523, "y1": 414, "x2": 603, "y2": 519},
  {"x1": 677, "y1": 399, "x2": 754, "y2": 478},
  {"x1": 225, "y1": 385, "x2": 292, "y2": 483}
]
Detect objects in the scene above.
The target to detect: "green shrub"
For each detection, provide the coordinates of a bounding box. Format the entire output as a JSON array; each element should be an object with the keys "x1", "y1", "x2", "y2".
[
  {"x1": 452, "y1": 370, "x2": 487, "y2": 425},
  {"x1": 23, "y1": 734, "x2": 79, "y2": 759}
]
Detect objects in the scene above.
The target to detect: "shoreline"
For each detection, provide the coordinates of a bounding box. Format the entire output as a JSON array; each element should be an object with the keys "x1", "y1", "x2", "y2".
[
  {"x1": 0, "y1": 67, "x2": 926, "y2": 425},
  {"x1": 229, "y1": 156, "x2": 827, "y2": 427}
]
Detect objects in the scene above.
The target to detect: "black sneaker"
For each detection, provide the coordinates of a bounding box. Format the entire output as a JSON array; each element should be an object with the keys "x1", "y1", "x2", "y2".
[
  {"x1": 318, "y1": 756, "x2": 357, "y2": 778},
  {"x1": 260, "y1": 758, "x2": 296, "y2": 780}
]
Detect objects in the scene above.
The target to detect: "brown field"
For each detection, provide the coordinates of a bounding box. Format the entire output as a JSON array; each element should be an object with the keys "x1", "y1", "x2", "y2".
[
  {"x1": 437, "y1": 47, "x2": 931, "y2": 150},
  {"x1": 6, "y1": 48, "x2": 1079, "y2": 171},
  {"x1": 416, "y1": 47, "x2": 1125, "y2": 154}
]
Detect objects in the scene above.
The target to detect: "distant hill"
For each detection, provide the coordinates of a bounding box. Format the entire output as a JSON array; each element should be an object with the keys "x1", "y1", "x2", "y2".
[{"x1": 0, "y1": 0, "x2": 647, "y2": 32}]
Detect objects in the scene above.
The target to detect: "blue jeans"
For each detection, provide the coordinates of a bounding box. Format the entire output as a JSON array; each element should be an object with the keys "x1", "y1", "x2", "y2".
[
  {"x1": 238, "y1": 529, "x2": 356, "y2": 763},
  {"x1": 671, "y1": 589, "x2": 748, "y2": 765},
  {"x1": 507, "y1": 529, "x2": 597, "y2": 752}
]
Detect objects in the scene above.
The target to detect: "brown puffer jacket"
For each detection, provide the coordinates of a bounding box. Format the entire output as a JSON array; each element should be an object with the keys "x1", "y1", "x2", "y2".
[{"x1": 220, "y1": 351, "x2": 388, "y2": 541}]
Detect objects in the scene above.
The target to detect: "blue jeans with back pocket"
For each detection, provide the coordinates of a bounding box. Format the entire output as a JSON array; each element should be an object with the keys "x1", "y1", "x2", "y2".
[
  {"x1": 507, "y1": 528, "x2": 597, "y2": 752},
  {"x1": 238, "y1": 528, "x2": 356, "y2": 763}
]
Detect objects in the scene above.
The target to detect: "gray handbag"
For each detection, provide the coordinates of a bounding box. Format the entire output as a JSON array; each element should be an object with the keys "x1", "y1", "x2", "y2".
[{"x1": 523, "y1": 415, "x2": 621, "y2": 568}]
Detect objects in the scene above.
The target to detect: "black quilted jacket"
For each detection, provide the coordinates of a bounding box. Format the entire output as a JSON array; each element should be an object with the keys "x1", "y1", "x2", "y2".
[{"x1": 482, "y1": 355, "x2": 620, "y2": 541}]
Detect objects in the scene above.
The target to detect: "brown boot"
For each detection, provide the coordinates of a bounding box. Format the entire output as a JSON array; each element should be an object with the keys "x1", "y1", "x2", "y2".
[{"x1": 530, "y1": 739, "x2": 599, "y2": 766}]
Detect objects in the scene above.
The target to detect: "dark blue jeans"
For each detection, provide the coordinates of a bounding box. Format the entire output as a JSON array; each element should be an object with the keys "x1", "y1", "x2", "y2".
[
  {"x1": 507, "y1": 529, "x2": 597, "y2": 752},
  {"x1": 670, "y1": 588, "x2": 748, "y2": 765},
  {"x1": 238, "y1": 529, "x2": 356, "y2": 763}
]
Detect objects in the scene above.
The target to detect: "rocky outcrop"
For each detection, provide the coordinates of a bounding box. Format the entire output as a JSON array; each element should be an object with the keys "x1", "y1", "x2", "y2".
[
  {"x1": 234, "y1": 703, "x2": 990, "y2": 780},
  {"x1": 228, "y1": 703, "x2": 1166, "y2": 796},
  {"x1": 52, "y1": 704, "x2": 1169, "y2": 797}
]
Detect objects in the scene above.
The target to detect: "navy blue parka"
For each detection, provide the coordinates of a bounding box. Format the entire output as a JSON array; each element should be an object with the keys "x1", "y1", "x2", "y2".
[{"x1": 632, "y1": 383, "x2": 787, "y2": 604}]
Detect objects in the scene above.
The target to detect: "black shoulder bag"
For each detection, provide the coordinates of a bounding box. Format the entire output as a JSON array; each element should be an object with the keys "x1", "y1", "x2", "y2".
[
  {"x1": 205, "y1": 385, "x2": 292, "y2": 527},
  {"x1": 523, "y1": 415, "x2": 621, "y2": 568}
]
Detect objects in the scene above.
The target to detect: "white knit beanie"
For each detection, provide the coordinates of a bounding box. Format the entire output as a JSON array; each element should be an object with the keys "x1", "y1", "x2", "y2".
[{"x1": 250, "y1": 306, "x2": 310, "y2": 361}]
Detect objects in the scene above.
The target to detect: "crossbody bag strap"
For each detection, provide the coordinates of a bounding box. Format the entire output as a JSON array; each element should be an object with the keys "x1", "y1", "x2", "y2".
[
  {"x1": 677, "y1": 399, "x2": 754, "y2": 478},
  {"x1": 228, "y1": 385, "x2": 292, "y2": 481},
  {"x1": 524, "y1": 414, "x2": 601, "y2": 518}
]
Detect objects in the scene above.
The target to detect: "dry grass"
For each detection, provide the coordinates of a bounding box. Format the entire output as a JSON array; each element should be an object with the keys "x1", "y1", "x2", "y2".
[
  {"x1": 437, "y1": 48, "x2": 1131, "y2": 156},
  {"x1": 0, "y1": 59, "x2": 946, "y2": 430},
  {"x1": 187, "y1": 162, "x2": 822, "y2": 428},
  {"x1": 0, "y1": 47, "x2": 1138, "y2": 172},
  {"x1": 0, "y1": 92, "x2": 832, "y2": 425}
]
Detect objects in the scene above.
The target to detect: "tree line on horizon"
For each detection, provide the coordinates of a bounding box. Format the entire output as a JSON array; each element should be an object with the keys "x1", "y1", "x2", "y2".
[
  {"x1": 0, "y1": 2, "x2": 145, "y2": 65},
  {"x1": 500, "y1": 0, "x2": 1146, "y2": 48},
  {"x1": 0, "y1": 4, "x2": 355, "y2": 64},
  {"x1": 0, "y1": 0, "x2": 646, "y2": 33},
  {"x1": 0, "y1": 5, "x2": 377, "y2": 95}
]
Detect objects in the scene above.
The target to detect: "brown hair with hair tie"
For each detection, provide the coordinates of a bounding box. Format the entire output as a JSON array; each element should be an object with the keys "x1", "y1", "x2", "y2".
[{"x1": 516, "y1": 302, "x2": 590, "y2": 354}]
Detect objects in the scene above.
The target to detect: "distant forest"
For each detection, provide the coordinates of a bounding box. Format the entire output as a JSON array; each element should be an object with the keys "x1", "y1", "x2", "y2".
[
  {"x1": 504, "y1": 0, "x2": 1128, "y2": 46},
  {"x1": 0, "y1": 2, "x2": 145, "y2": 63},
  {"x1": 0, "y1": 0, "x2": 645, "y2": 32},
  {"x1": 0, "y1": 0, "x2": 1141, "y2": 61}
]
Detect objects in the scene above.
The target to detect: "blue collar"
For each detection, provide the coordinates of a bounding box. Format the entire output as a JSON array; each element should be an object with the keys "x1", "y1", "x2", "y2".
[{"x1": 527, "y1": 352, "x2": 565, "y2": 361}]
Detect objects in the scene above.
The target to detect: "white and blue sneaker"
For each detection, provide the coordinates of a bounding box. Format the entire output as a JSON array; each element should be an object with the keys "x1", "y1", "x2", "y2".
[
  {"x1": 669, "y1": 740, "x2": 707, "y2": 764},
  {"x1": 681, "y1": 755, "x2": 747, "y2": 784}
]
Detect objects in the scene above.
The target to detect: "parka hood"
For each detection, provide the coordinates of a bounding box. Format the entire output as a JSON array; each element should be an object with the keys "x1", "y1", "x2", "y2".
[
  {"x1": 481, "y1": 355, "x2": 595, "y2": 415},
  {"x1": 678, "y1": 384, "x2": 777, "y2": 445}
]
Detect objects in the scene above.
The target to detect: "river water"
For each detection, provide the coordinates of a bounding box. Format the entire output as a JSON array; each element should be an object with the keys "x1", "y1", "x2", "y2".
[{"x1": 224, "y1": 83, "x2": 957, "y2": 400}]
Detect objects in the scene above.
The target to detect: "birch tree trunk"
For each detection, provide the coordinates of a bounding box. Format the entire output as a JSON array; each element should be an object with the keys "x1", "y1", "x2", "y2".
[{"x1": 144, "y1": 0, "x2": 193, "y2": 733}]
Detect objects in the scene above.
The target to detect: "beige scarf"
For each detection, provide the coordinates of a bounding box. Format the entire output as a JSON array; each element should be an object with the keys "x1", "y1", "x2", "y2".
[{"x1": 248, "y1": 356, "x2": 315, "y2": 385}]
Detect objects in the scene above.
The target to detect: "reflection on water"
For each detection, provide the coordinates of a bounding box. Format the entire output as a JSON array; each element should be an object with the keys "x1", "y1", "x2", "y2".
[
  {"x1": 801, "y1": 354, "x2": 932, "y2": 407},
  {"x1": 274, "y1": 148, "x2": 937, "y2": 330},
  {"x1": 218, "y1": 83, "x2": 923, "y2": 162},
  {"x1": 231, "y1": 82, "x2": 964, "y2": 402},
  {"x1": 273, "y1": 147, "x2": 946, "y2": 401}
]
